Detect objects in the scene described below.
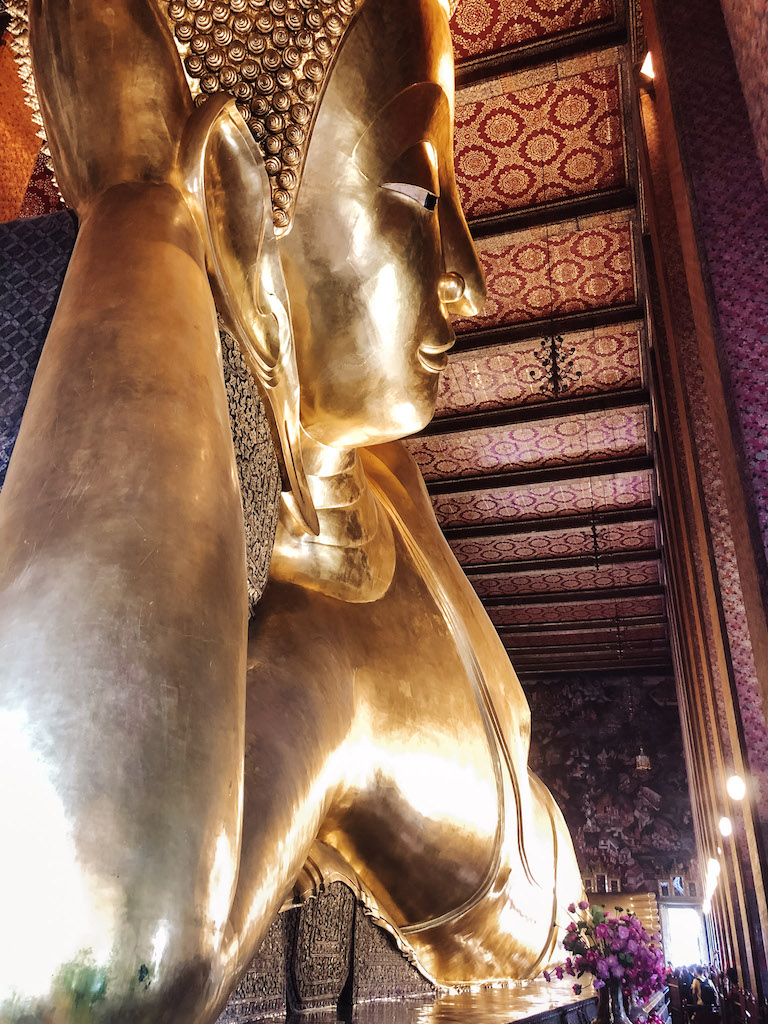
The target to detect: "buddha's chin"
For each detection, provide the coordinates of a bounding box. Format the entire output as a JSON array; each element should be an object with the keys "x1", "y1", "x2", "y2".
[
  {"x1": 301, "y1": 373, "x2": 439, "y2": 448},
  {"x1": 303, "y1": 397, "x2": 436, "y2": 449}
]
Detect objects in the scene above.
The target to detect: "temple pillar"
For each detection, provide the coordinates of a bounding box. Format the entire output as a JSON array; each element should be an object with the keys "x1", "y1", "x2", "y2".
[{"x1": 636, "y1": 0, "x2": 768, "y2": 996}]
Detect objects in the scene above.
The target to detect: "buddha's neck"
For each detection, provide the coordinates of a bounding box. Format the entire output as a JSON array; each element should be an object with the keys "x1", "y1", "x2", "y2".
[{"x1": 269, "y1": 437, "x2": 396, "y2": 602}]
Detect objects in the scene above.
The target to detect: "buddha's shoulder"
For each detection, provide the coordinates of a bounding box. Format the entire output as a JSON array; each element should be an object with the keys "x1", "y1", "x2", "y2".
[
  {"x1": 359, "y1": 440, "x2": 453, "y2": 564},
  {"x1": 359, "y1": 440, "x2": 433, "y2": 519}
]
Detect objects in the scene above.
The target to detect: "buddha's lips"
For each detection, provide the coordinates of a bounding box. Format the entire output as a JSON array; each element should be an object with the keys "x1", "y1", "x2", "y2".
[{"x1": 418, "y1": 334, "x2": 455, "y2": 373}]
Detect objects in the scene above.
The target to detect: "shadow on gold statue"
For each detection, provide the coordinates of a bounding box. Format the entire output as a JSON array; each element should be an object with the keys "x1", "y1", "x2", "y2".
[{"x1": 0, "y1": 0, "x2": 582, "y2": 1020}]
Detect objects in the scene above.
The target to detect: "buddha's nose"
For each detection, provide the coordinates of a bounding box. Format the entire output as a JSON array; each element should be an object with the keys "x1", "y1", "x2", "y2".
[
  {"x1": 438, "y1": 198, "x2": 487, "y2": 318},
  {"x1": 458, "y1": 254, "x2": 487, "y2": 317},
  {"x1": 438, "y1": 272, "x2": 465, "y2": 305},
  {"x1": 438, "y1": 258, "x2": 485, "y2": 318}
]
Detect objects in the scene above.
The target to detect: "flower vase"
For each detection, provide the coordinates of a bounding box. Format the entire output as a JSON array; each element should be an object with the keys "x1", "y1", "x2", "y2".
[{"x1": 592, "y1": 980, "x2": 631, "y2": 1024}]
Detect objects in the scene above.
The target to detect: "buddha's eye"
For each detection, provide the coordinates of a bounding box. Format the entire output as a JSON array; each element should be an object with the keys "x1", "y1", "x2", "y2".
[{"x1": 381, "y1": 182, "x2": 438, "y2": 211}]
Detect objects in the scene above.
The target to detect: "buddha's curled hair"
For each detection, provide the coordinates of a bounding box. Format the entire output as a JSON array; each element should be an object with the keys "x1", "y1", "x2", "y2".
[
  {"x1": 4, "y1": 0, "x2": 362, "y2": 224},
  {"x1": 164, "y1": 0, "x2": 362, "y2": 230}
]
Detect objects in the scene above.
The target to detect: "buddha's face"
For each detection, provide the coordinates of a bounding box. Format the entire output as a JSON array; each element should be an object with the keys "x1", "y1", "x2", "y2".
[{"x1": 278, "y1": 0, "x2": 484, "y2": 449}]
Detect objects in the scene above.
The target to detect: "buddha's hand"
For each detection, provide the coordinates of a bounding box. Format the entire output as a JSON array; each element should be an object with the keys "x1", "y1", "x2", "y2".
[{"x1": 28, "y1": 0, "x2": 193, "y2": 211}]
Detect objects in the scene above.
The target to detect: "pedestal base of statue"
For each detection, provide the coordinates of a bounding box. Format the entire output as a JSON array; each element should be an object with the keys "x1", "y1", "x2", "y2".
[
  {"x1": 217, "y1": 882, "x2": 435, "y2": 1023},
  {"x1": 218, "y1": 926, "x2": 600, "y2": 1024}
]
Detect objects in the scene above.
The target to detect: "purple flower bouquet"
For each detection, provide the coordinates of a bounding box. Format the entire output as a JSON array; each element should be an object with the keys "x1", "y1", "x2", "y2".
[{"x1": 543, "y1": 900, "x2": 666, "y2": 1001}]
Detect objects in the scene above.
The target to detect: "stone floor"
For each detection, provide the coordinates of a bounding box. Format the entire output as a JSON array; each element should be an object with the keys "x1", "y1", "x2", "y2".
[{"x1": 328, "y1": 979, "x2": 595, "y2": 1024}]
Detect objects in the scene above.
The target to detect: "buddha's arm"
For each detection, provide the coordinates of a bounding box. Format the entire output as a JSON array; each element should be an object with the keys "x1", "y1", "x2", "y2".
[
  {"x1": 0, "y1": 3, "x2": 249, "y2": 1016},
  {"x1": 0, "y1": 181, "x2": 248, "y2": 1016}
]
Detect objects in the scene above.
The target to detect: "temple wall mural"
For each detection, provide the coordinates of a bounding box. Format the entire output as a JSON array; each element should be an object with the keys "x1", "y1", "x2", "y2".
[{"x1": 523, "y1": 670, "x2": 699, "y2": 895}]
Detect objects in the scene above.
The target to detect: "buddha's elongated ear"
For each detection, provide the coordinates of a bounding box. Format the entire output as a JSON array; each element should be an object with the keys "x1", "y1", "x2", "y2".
[{"x1": 180, "y1": 94, "x2": 319, "y2": 536}]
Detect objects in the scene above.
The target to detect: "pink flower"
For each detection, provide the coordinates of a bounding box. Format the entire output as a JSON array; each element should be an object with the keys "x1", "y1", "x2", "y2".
[
  {"x1": 543, "y1": 971, "x2": 551, "y2": 983},
  {"x1": 578, "y1": 901, "x2": 590, "y2": 910},
  {"x1": 596, "y1": 923, "x2": 610, "y2": 939},
  {"x1": 568, "y1": 902, "x2": 577, "y2": 913},
  {"x1": 594, "y1": 979, "x2": 605, "y2": 990},
  {"x1": 555, "y1": 967, "x2": 564, "y2": 981}
]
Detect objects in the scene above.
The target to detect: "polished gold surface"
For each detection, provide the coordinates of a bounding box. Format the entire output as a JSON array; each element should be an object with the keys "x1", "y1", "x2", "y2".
[{"x1": 0, "y1": 0, "x2": 580, "y2": 1020}]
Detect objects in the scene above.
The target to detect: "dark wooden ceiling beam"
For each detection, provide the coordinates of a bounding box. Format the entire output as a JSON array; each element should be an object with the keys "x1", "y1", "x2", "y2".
[
  {"x1": 426, "y1": 454, "x2": 654, "y2": 496},
  {"x1": 483, "y1": 582, "x2": 664, "y2": 607},
  {"x1": 468, "y1": 188, "x2": 636, "y2": 240},
  {"x1": 466, "y1": 547, "x2": 659, "y2": 577},
  {"x1": 443, "y1": 506, "x2": 657, "y2": 541},
  {"x1": 423, "y1": 388, "x2": 649, "y2": 437},
  {"x1": 452, "y1": 305, "x2": 645, "y2": 355},
  {"x1": 455, "y1": 19, "x2": 627, "y2": 88},
  {"x1": 496, "y1": 615, "x2": 667, "y2": 635}
]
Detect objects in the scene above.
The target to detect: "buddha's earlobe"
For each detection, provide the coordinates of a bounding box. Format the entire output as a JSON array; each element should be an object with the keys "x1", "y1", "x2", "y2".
[{"x1": 180, "y1": 95, "x2": 319, "y2": 536}]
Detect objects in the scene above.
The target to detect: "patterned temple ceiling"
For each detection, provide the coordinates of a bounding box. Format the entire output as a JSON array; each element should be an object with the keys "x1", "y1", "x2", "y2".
[
  {"x1": 489, "y1": 592, "x2": 665, "y2": 625},
  {"x1": 435, "y1": 324, "x2": 644, "y2": 415},
  {"x1": 450, "y1": 0, "x2": 614, "y2": 61},
  {"x1": 503, "y1": 623, "x2": 667, "y2": 645},
  {"x1": 451, "y1": 213, "x2": 636, "y2": 332},
  {"x1": 455, "y1": 55, "x2": 626, "y2": 217},
  {"x1": 432, "y1": 469, "x2": 655, "y2": 527},
  {"x1": 448, "y1": 516, "x2": 657, "y2": 565},
  {"x1": 405, "y1": 406, "x2": 649, "y2": 479},
  {"x1": 434, "y1": 0, "x2": 670, "y2": 672},
  {"x1": 468, "y1": 559, "x2": 660, "y2": 598}
]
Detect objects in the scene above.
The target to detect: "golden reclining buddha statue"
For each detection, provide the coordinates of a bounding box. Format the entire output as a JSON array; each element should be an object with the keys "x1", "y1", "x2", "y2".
[{"x1": 0, "y1": 0, "x2": 582, "y2": 1019}]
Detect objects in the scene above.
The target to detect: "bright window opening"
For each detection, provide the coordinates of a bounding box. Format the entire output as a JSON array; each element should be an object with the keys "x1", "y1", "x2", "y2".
[{"x1": 665, "y1": 906, "x2": 707, "y2": 966}]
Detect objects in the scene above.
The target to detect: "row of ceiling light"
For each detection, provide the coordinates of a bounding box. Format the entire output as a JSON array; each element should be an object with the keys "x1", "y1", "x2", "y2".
[{"x1": 703, "y1": 775, "x2": 747, "y2": 914}]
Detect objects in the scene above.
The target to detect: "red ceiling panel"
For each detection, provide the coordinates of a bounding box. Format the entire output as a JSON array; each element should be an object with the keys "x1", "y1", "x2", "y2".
[
  {"x1": 435, "y1": 325, "x2": 644, "y2": 416},
  {"x1": 431, "y1": 470, "x2": 655, "y2": 528},
  {"x1": 406, "y1": 406, "x2": 648, "y2": 481},
  {"x1": 502, "y1": 624, "x2": 668, "y2": 646},
  {"x1": 455, "y1": 66, "x2": 625, "y2": 218},
  {"x1": 469, "y1": 559, "x2": 660, "y2": 598},
  {"x1": 450, "y1": 0, "x2": 613, "y2": 62},
  {"x1": 452, "y1": 215, "x2": 636, "y2": 332},
  {"x1": 489, "y1": 594, "x2": 666, "y2": 625},
  {"x1": 511, "y1": 643, "x2": 671, "y2": 666},
  {"x1": 449, "y1": 518, "x2": 657, "y2": 565}
]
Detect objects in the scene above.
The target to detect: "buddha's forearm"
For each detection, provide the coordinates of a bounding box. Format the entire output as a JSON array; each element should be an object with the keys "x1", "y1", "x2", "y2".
[{"x1": 0, "y1": 183, "x2": 247, "y2": 1008}]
